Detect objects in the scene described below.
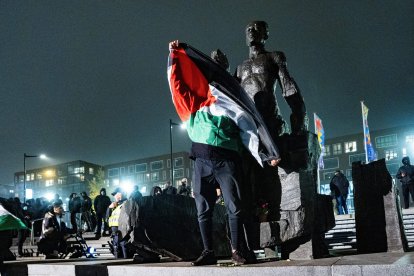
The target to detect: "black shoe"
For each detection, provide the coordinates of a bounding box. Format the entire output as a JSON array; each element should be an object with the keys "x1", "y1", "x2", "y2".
[
  {"x1": 231, "y1": 250, "x2": 247, "y2": 265},
  {"x1": 243, "y1": 249, "x2": 257, "y2": 264},
  {"x1": 191, "y1": 250, "x2": 217, "y2": 266}
]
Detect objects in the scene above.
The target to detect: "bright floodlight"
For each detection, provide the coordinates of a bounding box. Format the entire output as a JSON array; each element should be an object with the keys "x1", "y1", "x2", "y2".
[
  {"x1": 140, "y1": 186, "x2": 147, "y2": 194},
  {"x1": 45, "y1": 193, "x2": 54, "y2": 201},
  {"x1": 26, "y1": 189, "x2": 33, "y2": 200},
  {"x1": 180, "y1": 123, "x2": 186, "y2": 130},
  {"x1": 121, "y1": 180, "x2": 134, "y2": 194},
  {"x1": 39, "y1": 154, "x2": 47, "y2": 159}
]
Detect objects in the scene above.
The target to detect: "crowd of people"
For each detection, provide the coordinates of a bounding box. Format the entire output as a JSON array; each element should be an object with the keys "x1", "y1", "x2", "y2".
[{"x1": 0, "y1": 178, "x2": 192, "y2": 260}]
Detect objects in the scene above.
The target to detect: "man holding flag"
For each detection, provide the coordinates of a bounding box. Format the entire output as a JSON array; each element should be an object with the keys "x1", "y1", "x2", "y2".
[{"x1": 168, "y1": 40, "x2": 279, "y2": 265}]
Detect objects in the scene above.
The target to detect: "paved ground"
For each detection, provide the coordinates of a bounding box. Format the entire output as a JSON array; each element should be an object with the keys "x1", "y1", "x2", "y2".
[{"x1": 2, "y1": 251, "x2": 414, "y2": 276}]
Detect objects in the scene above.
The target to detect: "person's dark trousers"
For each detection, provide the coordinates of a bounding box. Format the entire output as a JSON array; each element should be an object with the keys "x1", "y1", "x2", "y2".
[
  {"x1": 70, "y1": 212, "x2": 78, "y2": 232},
  {"x1": 96, "y1": 213, "x2": 108, "y2": 234},
  {"x1": 111, "y1": 226, "x2": 127, "y2": 258},
  {"x1": 81, "y1": 211, "x2": 92, "y2": 231},
  {"x1": 193, "y1": 158, "x2": 244, "y2": 251},
  {"x1": 336, "y1": 195, "x2": 348, "y2": 215},
  {"x1": 17, "y1": 229, "x2": 27, "y2": 256},
  {"x1": 402, "y1": 184, "x2": 414, "y2": 209}
]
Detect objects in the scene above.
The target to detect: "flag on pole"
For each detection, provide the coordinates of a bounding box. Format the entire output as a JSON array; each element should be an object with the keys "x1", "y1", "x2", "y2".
[
  {"x1": 361, "y1": 101, "x2": 376, "y2": 163},
  {"x1": 0, "y1": 203, "x2": 28, "y2": 231},
  {"x1": 314, "y1": 113, "x2": 325, "y2": 169}
]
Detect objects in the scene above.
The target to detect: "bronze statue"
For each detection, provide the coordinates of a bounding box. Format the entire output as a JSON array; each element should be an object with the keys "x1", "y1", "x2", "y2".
[{"x1": 236, "y1": 21, "x2": 308, "y2": 138}]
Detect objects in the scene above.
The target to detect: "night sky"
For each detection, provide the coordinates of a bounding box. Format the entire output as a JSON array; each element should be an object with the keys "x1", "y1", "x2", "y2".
[{"x1": 1, "y1": 1, "x2": 413, "y2": 185}]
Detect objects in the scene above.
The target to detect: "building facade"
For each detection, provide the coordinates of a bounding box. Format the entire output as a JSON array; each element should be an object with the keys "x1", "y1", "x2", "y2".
[
  {"x1": 319, "y1": 124, "x2": 414, "y2": 210},
  {"x1": 14, "y1": 160, "x2": 102, "y2": 201},
  {"x1": 104, "y1": 151, "x2": 193, "y2": 196}
]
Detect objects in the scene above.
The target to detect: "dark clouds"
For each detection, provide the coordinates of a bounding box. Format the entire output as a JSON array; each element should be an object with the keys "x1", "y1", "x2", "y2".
[{"x1": 0, "y1": 0, "x2": 413, "y2": 184}]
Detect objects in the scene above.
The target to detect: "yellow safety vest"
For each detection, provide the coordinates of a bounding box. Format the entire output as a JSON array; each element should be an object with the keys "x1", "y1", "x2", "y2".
[{"x1": 108, "y1": 203, "x2": 123, "y2": 227}]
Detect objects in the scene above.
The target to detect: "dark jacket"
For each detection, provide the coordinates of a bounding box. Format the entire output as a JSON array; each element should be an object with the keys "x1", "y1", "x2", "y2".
[
  {"x1": 396, "y1": 164, "x2": 414, "y2": 185},
  {"x1": 178, "y1": 184, "x2": 191, "y2": 196},
  {"x1": 38, "y1": 211, "x2": 74, "y2": 254},
  {"x1": 163, "y1": 186, "x2": 177, "y2": 195},
  {"x1": 330, "y1": 172, "x2": 350, "y2": 197},
  {"x1": 94, "y1": 189, "x2": 111, "y2": 215},
  {"x1": 81, "y1": 195, "x2": 92, "y2": 212},
  {"x1": 69, "y1": 196, "x2": 81, "y2": 213}
]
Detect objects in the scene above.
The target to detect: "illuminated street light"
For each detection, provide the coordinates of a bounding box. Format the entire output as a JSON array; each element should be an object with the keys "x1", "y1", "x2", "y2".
[{"x1": 23, "y1": 153, "x2": 47, "y2": 203}]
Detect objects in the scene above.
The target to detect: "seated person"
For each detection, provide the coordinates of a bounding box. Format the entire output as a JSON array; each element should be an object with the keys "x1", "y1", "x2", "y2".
[{"x1": 37, "y1": 202, "x2": 75, "y2": 258}]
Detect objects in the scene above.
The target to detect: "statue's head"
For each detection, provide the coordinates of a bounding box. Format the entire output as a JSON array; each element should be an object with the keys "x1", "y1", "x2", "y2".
[
  {"x1": 211, "y1": 49, "x2": 229, "y2": 71},
  {"x1": 245, "y1": 21, "x2": 269, "y2": 46}
]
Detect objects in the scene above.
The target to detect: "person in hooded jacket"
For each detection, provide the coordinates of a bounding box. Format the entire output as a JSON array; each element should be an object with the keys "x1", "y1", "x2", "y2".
[
  {"x1": 330, "y1": 170, "x2": 350, "y2": 215},
  {"x1": 396, "y1": 156, "x2": 414, "y2": 209},
  {"x1": 68, "y1": 193, "x2": 81, "y2": 232},
  {"x1": 80, "y1": 191, "x2": 93, "y2": 232},
  {"x1": 94, "y1": 188, "x2": 111, "y2": 238}
]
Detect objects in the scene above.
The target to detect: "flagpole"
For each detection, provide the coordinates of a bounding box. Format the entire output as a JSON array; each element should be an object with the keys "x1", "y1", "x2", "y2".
[
  {"x1": 361, "y1": 101, "x2": 369, "y2": 164},
  {"x1": 314, "y1": 113, "x2": 321, "y2": 194}
]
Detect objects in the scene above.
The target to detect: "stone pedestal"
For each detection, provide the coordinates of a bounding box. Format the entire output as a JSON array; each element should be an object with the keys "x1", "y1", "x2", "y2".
[
  {"x1": 352, "y1": 159, "x2": 407, "y2": 254},
  {"x1": 259, "y1": 132, "x2": 335, "y2": 260}
]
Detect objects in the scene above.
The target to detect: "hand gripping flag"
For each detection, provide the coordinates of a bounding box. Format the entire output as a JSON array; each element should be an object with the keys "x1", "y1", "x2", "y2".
[
  {"x1": 167, "y1": 43, "x2": 279, "y2": 166},
  {"x1": 314, "y1": 113, "x2": 325, "y2": 169},
  {"x1": 361, "y1": 101, "x2": 377, "y2": 163}
]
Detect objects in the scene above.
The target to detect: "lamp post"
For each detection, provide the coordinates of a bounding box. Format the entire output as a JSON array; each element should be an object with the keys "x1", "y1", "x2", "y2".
[
  {"x1": 23, "y1": 153, "x2": 46, "y2": 204},
  {"x1": 169, "y1": 119, "x2": 180, "y2": 185}
]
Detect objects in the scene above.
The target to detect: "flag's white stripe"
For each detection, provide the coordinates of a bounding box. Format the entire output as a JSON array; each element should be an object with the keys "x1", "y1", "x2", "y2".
[{"x1": 199, "y1": 85, "x2": 262, "y2": 165}]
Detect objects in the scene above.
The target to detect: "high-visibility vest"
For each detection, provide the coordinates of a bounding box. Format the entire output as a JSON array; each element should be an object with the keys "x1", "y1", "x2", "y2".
[{"x1": 108, "y1": 203, "x2": 123, "y2": 227}]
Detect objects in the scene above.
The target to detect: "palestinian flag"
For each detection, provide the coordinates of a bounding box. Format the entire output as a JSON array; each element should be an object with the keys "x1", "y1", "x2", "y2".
[
  {"x1": 167, "y1": 43, "x2": 279, "y2": 166},
  {"x1": 0, "y1": 203, "x2": 28, "y2": 231}
]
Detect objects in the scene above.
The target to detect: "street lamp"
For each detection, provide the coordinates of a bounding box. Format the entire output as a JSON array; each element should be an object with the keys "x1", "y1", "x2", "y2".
[
  {"x1": 169, "y1": 119, "x2": 179, "y2": 185},
  {"x1": 23, "y1": 153, "x2": 47, "y2": 203}
]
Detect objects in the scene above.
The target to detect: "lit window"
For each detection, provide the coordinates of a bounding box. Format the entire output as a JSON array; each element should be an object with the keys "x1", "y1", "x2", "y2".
[
  {"x1": 135, "y1": 163, "x2": 147, "y2": 173},
  {"x1": 385, "y1": 149, "x2": 398, "y2": 161},
  {"x1": 120, "y1": 167, "x2": 125, "y2": 175},
  {"x1": 144, "y1": 173, "x2": 150, "y2": 182},
  {"x1": 174, "y1": 168, "x2": 184, "y2": 178},
  {"x1": 74, "y1": 167, "x2": 84, "y2": 173},
  {"x1": 174, "y1": 157, "x2": 184, "y2": 167},
  {"x1": 45, "y1": 179, "x2": 54, "y2": 187},
  {"x1": 323, "y1": 145, "x2": 331, "y2": 157},
  {"x1": 150, "y1": 161, "x2": 163, "y2": 171},
  {"x1": 375, "y1": 134, "x2": 397, "y2": 148},
  {"x1": 349, "y1": 153, "x2": 366, "y2": 165},
  {"x1": 108, "y1": 168, "x2": 119, "y2": 178},
  {"x1": 406, "y1": 135, "x2": 414, "y2": 143},
  {"x1": 151, "y1": 172, "x2": 160, "y2": 181},
  {"x1": 89, "y1": 168, "x2": 94, "y2": 174},
  {"x1": 30, "y1": 173, "x2": 35, "y2": 181},
  {"x1": 323, "y1": 157, "x2": 339, "y2": 169},
  {"x1": 332, "y1": 143, "x2": 342, "y2": 155},
  {"x1": 344, "y1": 141, "x2": 357, "y2": 153},
  {"x1": 37, "y1": 173, "x2": 43, "y2": 180}
]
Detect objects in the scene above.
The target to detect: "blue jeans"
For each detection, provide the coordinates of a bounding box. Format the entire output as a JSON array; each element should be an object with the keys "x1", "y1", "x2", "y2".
[{"x1": 336, "y1": 195, "x2": 348, "y2": 215}]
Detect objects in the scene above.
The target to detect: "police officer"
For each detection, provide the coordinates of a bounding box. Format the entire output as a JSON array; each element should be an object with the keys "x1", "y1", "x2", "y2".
[{"x1": 108, "y1": 187, "x2": 127, "y2": 258}]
